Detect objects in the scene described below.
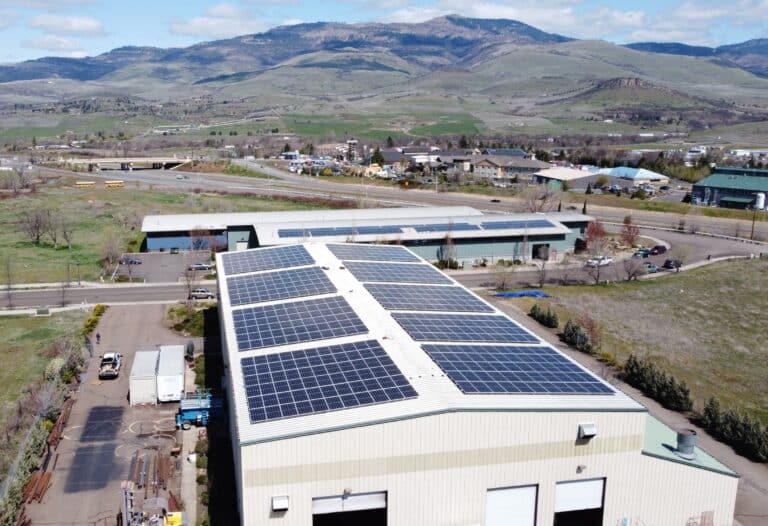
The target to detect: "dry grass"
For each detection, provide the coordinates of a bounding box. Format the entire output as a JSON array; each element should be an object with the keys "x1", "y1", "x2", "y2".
[{"x1": 504, "y1": 259, "x2": 768, "y2": 422}]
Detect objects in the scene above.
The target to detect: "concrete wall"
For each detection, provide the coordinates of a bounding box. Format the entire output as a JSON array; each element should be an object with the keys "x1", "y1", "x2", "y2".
[
  {"x1": 235, "y1": 412, "x2": 737, "y2": 526},
  {"x1": 146, "y1": 231, "x2": 228, "y2": 251}
]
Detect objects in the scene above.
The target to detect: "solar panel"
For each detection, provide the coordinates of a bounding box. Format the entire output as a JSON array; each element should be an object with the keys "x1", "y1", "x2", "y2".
[
  {"x1": 327, "y1": 243, "x2": 420, "y2": 262},
  {"x1": 226, "y1": 267, "x2": 336, "y2": 306},
  {"x1": 222, "y1": 246, "x2": 314, "y2": 275},
  {"x1": 423, "y1": 344, "x2": 614, "y2": 394},
  {"x1": 344, "y1": 261, "x2": 452, "y2": 284},
  {"x1": 278, "y1": 228, "x2": 309, "y2": 238},
  {"x1": 481, "y1": 219, "x2": 555, "y2": 230},
  {"x1": 392, "y1": 313, "x2": 539, "y2": 343},
  {"x1": 309, "y1": 226, "x2": 404, "y2": 237},
  {"x1": 241, "y1": 340, "x2": 418, "y2": 423},
  {"x1": 365, "y1": 284, "x2": 494, "y2": 312},
  {"x1": 232, "y1": 296, "x2": 367, "y2": 351},
  {"x1": 412, "y1": 223, "x2": 481, "y2": 233}
]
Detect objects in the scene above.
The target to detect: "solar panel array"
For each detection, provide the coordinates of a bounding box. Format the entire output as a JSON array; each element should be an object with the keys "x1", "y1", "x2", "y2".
[
  {"x1": 392, "y1": 313, "x2": 539, "y2": 343},
  {"x1": 222, "y1": 245, "x2": 314, "y2": 275},
  {"x1": 327, "y1": 243, "x2": 420, "y2": 262},
  {"x1": 423, "y1": 344, "x2": 614, "y2": 394},
  {"x1": 232, "y1": 296, "x2": 367, "y2": 351},
  {"x1": 279, "y1": 226, "x2": 404, "y2": 238},
  {"x1": 412, "y1": 223, "x2": 480, "y2": 233},
  {"x1": 226, "y1": 267, "x2": 336, "y2": 306},
  {"x1": 365, "y1": 284, "x2": 494, "y2": 313},
  {"x1": 481, "y1": 219, "x2": 555, "y2": 230},
  {"x1": 241, "y1": 340, "x2": 418, "y2": 423},
  {"x1": 344, "y1": 261, "x2": 452, "y2": 284}
]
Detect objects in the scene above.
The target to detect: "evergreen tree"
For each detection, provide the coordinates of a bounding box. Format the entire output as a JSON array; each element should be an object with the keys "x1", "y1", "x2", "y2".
[
  {"x1": 371, "y1": 147, "x2": 385, "y2": 166},
  {"x1": 585, "y1": 183, "x2": 593, "y2": 195},
  {"x1": 582, "y1": 200, "x2": 588, "y2": 215},
  {"x1": 386, "y1": 136, "x2": 394, "y2": 148}
]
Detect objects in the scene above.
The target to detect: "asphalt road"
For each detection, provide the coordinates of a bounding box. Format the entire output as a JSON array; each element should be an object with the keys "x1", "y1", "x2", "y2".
[{"x1": 38, "y1": 162, "x2": 768, "y2": 240}]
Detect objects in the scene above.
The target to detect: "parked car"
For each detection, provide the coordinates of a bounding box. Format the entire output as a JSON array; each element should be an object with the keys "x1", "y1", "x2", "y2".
[
  {"x1": 120, "y1": 257, "x2": 142, "y2": 265},
  {"x1": 189, "y1": 288, "x2": 215, "y2": 299},
  {"x1": 175, "y1": 174, "x2": 189, "y2": 180},
  {"x1": 586, "y1": 255, "x2": 614, "y2": 267},
  {"x1": 188, "y1": 262, "x2": 213, "y2": 271},
  {"x1": 643, "y1": 262, "x2": 659, "y2": 273},
  {"x1": 632, "y1": 248, "x2": 650, "y2": 259},
  {"x1": 490, "y1": 198, "x2": 501, "y2": 203},
  {"x1": 662, "y1": 258, "x2": 682, "y2": 270},
  {"x1": 98, "y1": 352, "x2": 122, "y2": 380},
  {"x1": 650, "y1": 245, "x2": 667, "y2": 255},
  {"x1": 170, "y1": 247, "x2": 180, "y2": 254}
]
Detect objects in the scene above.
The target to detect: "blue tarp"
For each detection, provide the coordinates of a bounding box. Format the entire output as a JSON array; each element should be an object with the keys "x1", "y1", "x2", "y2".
[{"x1": 494, "y1": 290, "x2": 550, "y2": 298}]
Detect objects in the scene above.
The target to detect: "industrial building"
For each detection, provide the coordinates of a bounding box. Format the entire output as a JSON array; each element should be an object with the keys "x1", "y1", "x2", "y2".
[
  {"x1": 692, "y1": 167, "x2": 768, "y2": 209},
  {"x1": 216, "y1": 243, "x2": 738, "y2": 526},
  {"x1": 141, "y1": 207, "x2": 589, "y2": 265}
]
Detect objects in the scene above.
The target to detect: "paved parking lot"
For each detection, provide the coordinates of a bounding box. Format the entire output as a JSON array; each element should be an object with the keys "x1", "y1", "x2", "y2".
[
  {"x1": 115, "y1": 250, "x2": 213, "y2": 283},
  {"x1": 26, "y1": 305, "x2": 191, "y2": 526}
]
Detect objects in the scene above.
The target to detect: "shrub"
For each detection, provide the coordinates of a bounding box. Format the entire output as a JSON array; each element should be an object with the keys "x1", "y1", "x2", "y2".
[
  {"x1": 200, "y1": 491, "x2": 210, "y2": 506},
  {"x1": 698, "y1": 397, "x2": 768, "y2": 462},
  {"x1": 622, "y1": 354, "x2": 693, "y2": 412},
  {"x1": 561, "y1": 320, "x2": 593, "y2": 354},
  {"x1": 196, "y1": 474, "x2": 208, "y2": 486},
  {"x1": 196, "y1": 455, "x2": 208, "y2": 469},
  {"x1": 195, "y1": 438, "x2": 209, "y2": 455},
  {"x1": 529, "y1": 304, "x2": 559, "y2": 329}
]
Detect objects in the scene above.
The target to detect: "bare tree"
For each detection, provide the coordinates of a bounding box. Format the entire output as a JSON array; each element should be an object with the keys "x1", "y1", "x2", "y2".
[
  {"x1": 669, "y1": 244, "x2": 693, "y2": 272},
  {"x1": 182, "y1": 268, "x2": 199, "y2": 313},
  {"x1": 623, "y1": 257, "x2": 644, "y2": 281},
  {"x1": 585, "y1": 262, "x2": 605, "y2": 285},
  {"x1": 10, "y1": 166, "x2": 30, "y2": 194},
  {"x1": 534, "y1": 259, "x2": 548, "y2": 288},
  {"x1": 557, "y1": 253, "x2": 573, "y2": 285},
  {"x1": 578, "y1": 312, "x2": 602, "y2": 353},
  {"x1": 47, "y1": 210, "x2": 60, "y2": 248},
  {"x1": 620, "y1": 215, "x2": 640, "y2": 246},
  {"x1": 519, "y1": 185, "x2": 561, "y2": 213},
  {"x1": 585, "y1": 220, "x2": 608, "y2": 256},
  {"x1": 101, "y1": 236, "x2": 122, "y2": 276},
  {"x1": 492, "y1": 264, "x2": 514, "y2": 291},
  {"x1": 60, "y1": 216, "x2": 75, "y2": 250},
  {"x1": 20, "y1": 208, "x2": 51, "y2": 245}
]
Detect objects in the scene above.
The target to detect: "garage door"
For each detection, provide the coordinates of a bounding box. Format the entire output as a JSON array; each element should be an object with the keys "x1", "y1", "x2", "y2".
[
  {"x1": 485, "y1": 485, "x2": 537, "y2": 526},
  {"x1": 313, "y1": 492, "x2": 387, "y2": 514},
  {"x1": 554, "y1": 479, "x2": 604, "y2": 513}
]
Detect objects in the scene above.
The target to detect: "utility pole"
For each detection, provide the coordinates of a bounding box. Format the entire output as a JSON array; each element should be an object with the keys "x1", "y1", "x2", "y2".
[{"x1": 750, "y1": 206, "x2": 757, "y2": 240}]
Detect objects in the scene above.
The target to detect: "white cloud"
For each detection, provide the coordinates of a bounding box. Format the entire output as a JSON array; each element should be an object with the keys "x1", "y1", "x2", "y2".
[
  {"x1": 170, "y1": 3, "x2": 267, "y2": 38},
  {"x1": 6, "y1": 0, "x2": 94, "y2": 7},
  {"x1": 28, "y1": 14, "x2": 104, "y2": 36},
  {"x1": 22, "y1": 35, "x2": 83, "y2": 51},
  {"x1": 0, "y1": 10, "x2": 19, "y2": 30},
  {"x1": 20, "y1": 35, "x2": 88, "y2": 56}
]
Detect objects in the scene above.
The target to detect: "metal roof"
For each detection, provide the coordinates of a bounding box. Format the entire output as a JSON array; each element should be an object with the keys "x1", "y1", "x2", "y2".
[
  {"x1": 157, "y1": 345, "x2": 185, "y2": 377},
  {"x1": 694, "y1": 173, "x2": 768, "y2": 193},
  {"x1": 129, "y1": 350, "x2": 159, "y2": 379},
  {"x1": 141, "y1": 206, "x2": 483, "y2": 233},
  {"x1": 253, "y1": 213, "x2": 574, "y2": 246},
  {"x1": 217, "y1": 243, "x2": 644, "y2": 446}
]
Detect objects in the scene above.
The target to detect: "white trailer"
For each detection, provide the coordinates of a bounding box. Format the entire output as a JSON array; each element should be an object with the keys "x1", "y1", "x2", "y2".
[
  {"x1": 129, "y1": 351, "x2": 159, "y2": 406},
  {"x1": 156, "y1": 345, "x2": 186, "y2": 403}
]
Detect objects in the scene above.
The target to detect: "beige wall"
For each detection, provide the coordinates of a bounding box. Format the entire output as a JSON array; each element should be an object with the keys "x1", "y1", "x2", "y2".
[{"x1": 233, "y1": 411, "x2": 736, "y2": 526}]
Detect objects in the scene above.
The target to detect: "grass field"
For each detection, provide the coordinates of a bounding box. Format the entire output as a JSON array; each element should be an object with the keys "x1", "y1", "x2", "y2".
[
  {"x1": 0, "y1": 311, "x2": 84, "y2": 428},
  {"x1": 0, "y1": 180, "x2": 331, "y2": 283},
  {"x1": 502, "y1": 259, "x2": 768, "y2": 422}
]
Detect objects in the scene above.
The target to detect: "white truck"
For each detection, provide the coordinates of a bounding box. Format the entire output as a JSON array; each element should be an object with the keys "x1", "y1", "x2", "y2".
[{"x1": 98, "y1": 352, "x2": 122, "y2": 380}]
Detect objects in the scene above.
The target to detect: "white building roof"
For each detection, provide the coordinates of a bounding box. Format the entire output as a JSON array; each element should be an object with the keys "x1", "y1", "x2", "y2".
[
  {"x1": 217, "y1": 243, "x2": 644, "y2": 446},
  {"x1": 157, "y1": 345, "x2": 185, "y2": 377},
  {"x1": 130, "y1": 350, "x2": 159, "y2": 379},
  {"x1": 535, "y1": 167, "x2": 593, "y2": 182},
  {"x1": 253, "y1": 212, "x2": 576, "y2": 246},
  {"x1": 141, "y1": 206, "x2": 482, "y2": 233}
]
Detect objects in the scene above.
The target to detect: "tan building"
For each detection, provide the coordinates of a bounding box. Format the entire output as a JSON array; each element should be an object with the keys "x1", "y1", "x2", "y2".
[
  {"x1": 472, "y1": 156, "x2": 551, "y2": 184},
  {"x1": 216, "y1": 243, "x2": 738, "y2": 526}
]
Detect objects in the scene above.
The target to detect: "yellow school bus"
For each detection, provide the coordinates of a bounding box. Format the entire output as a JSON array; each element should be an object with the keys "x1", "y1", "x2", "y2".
[
  {"x1": 104, "y1": 180, "x2": 125, "y2": 188},
  {"x1": 74, "y1": 181, "x2": 96, "y2": 188}
]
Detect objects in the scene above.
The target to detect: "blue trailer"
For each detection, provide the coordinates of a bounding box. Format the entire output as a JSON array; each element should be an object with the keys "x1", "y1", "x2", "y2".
[{"x1": 176, "y1": 390, "x2": 221, "y2": 429}]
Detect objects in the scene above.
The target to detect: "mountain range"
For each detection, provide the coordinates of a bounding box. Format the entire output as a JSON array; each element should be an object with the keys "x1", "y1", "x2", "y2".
[{"x1": 1, "y1": 15, "x2": 768, "y2": 141}]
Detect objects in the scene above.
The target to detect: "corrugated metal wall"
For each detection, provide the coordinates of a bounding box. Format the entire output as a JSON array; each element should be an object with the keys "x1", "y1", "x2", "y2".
[{"x1": 232, "y1": 411, "x2": 734, "y2": 526}]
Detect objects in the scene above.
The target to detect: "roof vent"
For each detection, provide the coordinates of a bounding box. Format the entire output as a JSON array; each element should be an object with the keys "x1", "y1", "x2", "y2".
[{"x1": 675, "y1": 428, "x2": 697, "y2": 460}]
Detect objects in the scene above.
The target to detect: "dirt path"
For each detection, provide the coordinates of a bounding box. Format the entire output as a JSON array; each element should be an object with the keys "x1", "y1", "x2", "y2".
[{"x1": 489, "y1": 296, "x2": 768, "y2": 526}]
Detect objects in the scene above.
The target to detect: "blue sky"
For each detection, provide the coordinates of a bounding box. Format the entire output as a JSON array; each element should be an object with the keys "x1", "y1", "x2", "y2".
[{"x1": 1, "y1": 0, "x2": 766, "y2": 63}]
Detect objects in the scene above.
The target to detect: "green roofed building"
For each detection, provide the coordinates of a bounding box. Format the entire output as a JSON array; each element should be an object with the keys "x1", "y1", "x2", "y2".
[{"x1": 692, "y1": 173, "x2": 768, "y2": 209}]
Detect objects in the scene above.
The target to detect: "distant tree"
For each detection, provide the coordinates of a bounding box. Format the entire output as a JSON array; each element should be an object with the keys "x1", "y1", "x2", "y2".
[
  {"x1": 557, "y1": 202, "x2": 562, "y2": 212},
  {"x1": 585, "y1": 220, "x2": 608, "y2": 255},
  {"x1": 60, "y1": 216, "x2": 75, "y2": 250},
  {"x1": 595, "y1": 175, "x2": 609, "y2": 188},
  {"x1": 534, "y1": 149, "x2": 550, "y2": 162},
  {"x1": 620, "y1": 215, "x2": 640, "y2": 246},
  {"x1": 371, "y1": 147, "x2": 385, "y2": 166},
  {"x1": 282, "y1": 143, "x2": 292, "y2": 153},
  {"x1": 459, "y1": 134, "x2": 469, "y2": 149},
  {"x1": 20, "y1": 208, "x2": 51, "y2": 245},
  {"x1": 669, "y1": 244, "x2": 693, "y2": 272},
  {"x1": 582, "y1": 200, "x2": 588, "y2": 215},
  {"x1": 585, "y1": 183, "x2": 593, "y2": 194},
  {"x1": 520, "y1": 185, "x2": 561, "y2": 213},
  {"x1": 623, "y1": 257, "x2": 644, "y2": 281},
  {"x1": 386, "y1": 136, "x2": 395, "y2": 148}
]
